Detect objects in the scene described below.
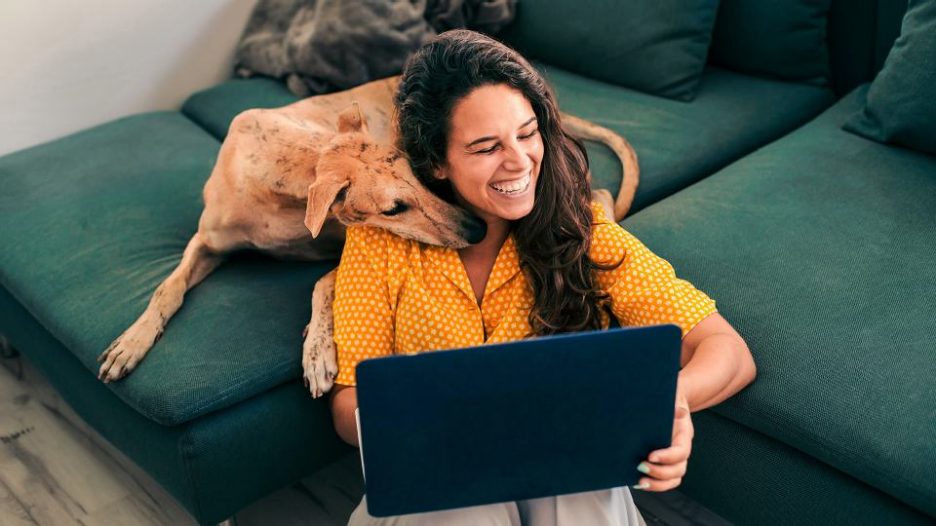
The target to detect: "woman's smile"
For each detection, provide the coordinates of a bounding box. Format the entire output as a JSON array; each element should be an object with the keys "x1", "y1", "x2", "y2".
[{"x1": 488, "y1": 171, "x2": 532, "y2": 196}]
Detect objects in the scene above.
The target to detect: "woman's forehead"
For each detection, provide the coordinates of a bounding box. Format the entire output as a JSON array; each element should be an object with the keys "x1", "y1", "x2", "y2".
[{"x1": 449, "y1": 84, "x2": 535, "y2": 141}]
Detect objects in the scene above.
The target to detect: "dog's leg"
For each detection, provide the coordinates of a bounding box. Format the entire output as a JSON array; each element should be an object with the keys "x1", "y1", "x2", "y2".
[
  {"x1": 302, "y1": 268, "x2": 339, "y2": 398},
  {"x1": 97, "y1": 233, "x2": 223, "y2": 383}
]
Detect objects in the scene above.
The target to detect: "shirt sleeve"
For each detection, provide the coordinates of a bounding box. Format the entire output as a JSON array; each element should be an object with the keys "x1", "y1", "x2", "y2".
[
  {"x1": 332, "y1": 225, "x2": 396, "y2": 387},
  {"x1": 589, "y1": 202, "x2": 717, "y2": 339}
]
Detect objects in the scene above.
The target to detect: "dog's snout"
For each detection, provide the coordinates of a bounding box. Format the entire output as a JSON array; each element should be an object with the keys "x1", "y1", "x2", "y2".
[{"x1": 460, "y1": 214, "x2": 487, "y2": 244}]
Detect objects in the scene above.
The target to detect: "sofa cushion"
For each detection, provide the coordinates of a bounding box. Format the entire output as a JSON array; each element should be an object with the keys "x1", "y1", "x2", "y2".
[
  {"x1": 826, "y1": 0, "x2": 908, "y2": 96},
  {"x1": 843, "y1": 0, "x2": 936, "y2": 155},
  {"x1": 684, "y1": 411, "x2": 933, "y2": 524},
  {"x1": 182, "y1": 76, "x2": 299, "y2": 140},
  {"x1": 182, "y1": 69, "x2": 834, "y2": 215},
  {"x1": 621, "y1": 85, "x2": 936, "y2": 517},
  {"x1": 0, "y1": 112, "x2": 336, "y2": 426},
  {"x1": 709, "y1": 0, "x2": 833, "y2": 85},
  {"x1": 541, "y1": 65, "x2": 834, "y2": 213},
  {"x1": 498, "y1": 0, "x2": 720, "y2": 101}
]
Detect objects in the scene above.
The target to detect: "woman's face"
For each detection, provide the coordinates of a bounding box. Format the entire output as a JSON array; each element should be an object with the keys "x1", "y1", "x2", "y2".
[{"x1": 436, "y1": 83, "x2": 544, "y2": 227}]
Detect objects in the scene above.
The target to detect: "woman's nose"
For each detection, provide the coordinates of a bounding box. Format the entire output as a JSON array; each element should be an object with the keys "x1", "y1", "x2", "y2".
[{"x1": 501, "y1": 139, "x2": 530, "y2": 171}]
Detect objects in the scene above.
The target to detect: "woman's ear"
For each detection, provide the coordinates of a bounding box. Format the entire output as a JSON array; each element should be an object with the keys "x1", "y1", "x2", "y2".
[{"x1": 432, "y1": 165, "x2": 448, "y2": 181}]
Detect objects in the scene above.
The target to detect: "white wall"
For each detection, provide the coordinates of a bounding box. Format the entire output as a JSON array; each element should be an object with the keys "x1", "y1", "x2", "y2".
[{"x1": 0, "y1": 0, "x2": 258, "y2": 156}]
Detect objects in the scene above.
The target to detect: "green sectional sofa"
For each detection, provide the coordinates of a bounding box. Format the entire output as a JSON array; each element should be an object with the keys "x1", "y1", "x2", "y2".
[{"x1": 1, "y1": 0, "x2": 932, "y2": 524}]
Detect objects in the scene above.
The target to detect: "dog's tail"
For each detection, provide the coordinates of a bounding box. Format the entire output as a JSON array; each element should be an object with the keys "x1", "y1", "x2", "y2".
[{"x1": 560, "y1": 113, "x2": 639, "y2": 222}]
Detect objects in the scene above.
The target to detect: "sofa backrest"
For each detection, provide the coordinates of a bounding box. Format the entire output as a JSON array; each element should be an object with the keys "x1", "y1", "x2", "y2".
[
  {"x1": 708, "y1": 0, "x2": 909, "y2": 97},
  {"x1": 707, "y1": 0, "x2": 834, "y2": 87},
  {"x1": 827, "y1": 0, "x2": 908, "y2": 96}
]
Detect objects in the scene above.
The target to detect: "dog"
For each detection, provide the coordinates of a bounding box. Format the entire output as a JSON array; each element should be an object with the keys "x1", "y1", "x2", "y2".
[{"x1": 96, "y1": 75, "x2": 640, "y2": 400}]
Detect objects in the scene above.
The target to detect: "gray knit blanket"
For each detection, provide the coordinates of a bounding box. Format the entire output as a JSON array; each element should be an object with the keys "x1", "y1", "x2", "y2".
[{"x1": 234, "y1": 0, "x2": 517, "y2": 97}]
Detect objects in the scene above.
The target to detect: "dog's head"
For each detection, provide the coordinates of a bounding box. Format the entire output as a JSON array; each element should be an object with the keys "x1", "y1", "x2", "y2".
[{"x1": 304, "y1": 103, "x2": 486, "y2": 248}]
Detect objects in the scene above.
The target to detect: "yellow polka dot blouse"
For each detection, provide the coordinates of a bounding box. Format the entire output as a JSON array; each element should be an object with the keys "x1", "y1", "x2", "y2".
[{"x1": 332, "y1": 200, "x2": 717, "y2": 386}]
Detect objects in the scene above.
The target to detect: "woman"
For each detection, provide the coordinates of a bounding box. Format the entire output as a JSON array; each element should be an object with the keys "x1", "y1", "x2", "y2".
[{"x1": 328, "y1": 29, "x2": 756, "y2": 526}]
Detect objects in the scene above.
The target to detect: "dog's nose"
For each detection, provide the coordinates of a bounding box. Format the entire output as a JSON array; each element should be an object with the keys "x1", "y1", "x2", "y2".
[{"x1": 460, "y1": 215, "x2": 487, "y2": 244}]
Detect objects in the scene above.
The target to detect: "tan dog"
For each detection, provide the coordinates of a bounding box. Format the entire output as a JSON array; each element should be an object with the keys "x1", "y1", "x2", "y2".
[{"x1": 96, "y1": 75, "x2": 640, "y2": 398}]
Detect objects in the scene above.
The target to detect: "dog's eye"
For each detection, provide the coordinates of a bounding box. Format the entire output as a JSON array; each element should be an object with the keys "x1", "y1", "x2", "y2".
[{"x1": 382, "y1": 201, "x2": 409, "y2": 216}]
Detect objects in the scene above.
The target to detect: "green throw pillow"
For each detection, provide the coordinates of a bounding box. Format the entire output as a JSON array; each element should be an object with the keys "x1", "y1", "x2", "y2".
[
  {"x1": 499, "y1": 0, "x2": 720, "y2": 102},
  {"x1": 708, "y1": 0, "x2": 833, "y2": 85},
  {"x1": 843, "y1": 0, "x2": 936, "y2": 156}
]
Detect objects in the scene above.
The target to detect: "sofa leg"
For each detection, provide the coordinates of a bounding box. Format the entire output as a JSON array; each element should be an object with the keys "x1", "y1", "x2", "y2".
[
  {"x1": 0, "y1": 334, "x2": 23, "y2": 380},
  {"x1": 216, "y1": 517, "x2": 238, "y2": 526}
]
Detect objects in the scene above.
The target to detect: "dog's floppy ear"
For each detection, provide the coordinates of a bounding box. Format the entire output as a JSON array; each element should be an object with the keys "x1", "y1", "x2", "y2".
[
  {"x1": 337, "y1": 101, "x2": 368, "y2": 134},
  {"x1": 305, "y1": 178, "x2": 350, "y2": 238}
]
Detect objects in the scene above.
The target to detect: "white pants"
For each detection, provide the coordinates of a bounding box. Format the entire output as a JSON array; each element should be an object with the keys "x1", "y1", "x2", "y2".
[{"x1": 347, "y1": 486, "x2": 646, "y2": 526}]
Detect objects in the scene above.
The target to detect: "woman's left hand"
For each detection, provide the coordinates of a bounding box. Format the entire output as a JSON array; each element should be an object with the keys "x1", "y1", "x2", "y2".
[{"x1": 633, "y1": 389, "x2": 694, "y2": 492}]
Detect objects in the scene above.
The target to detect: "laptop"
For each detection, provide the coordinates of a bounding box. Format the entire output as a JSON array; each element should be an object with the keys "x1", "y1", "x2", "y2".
[{"x1": 353, "y1": 323, "x2": 682, "y2": 517}]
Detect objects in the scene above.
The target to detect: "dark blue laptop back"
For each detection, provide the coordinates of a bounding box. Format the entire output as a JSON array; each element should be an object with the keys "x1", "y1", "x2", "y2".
[{"x1": 355, "y1": 324, "x2": 681, "y2": 517}]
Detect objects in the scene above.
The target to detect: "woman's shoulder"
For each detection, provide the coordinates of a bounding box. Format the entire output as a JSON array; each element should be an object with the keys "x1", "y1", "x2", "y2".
[
  {"x1": 588, "y1": 199, "x2": 615, "y2": 227},
  {"x1": 342, "y1": 224, "x2": 412, "y2": 263},
  {"x1": 587, "y1": 199, "x2": 632, "y2": 265}
]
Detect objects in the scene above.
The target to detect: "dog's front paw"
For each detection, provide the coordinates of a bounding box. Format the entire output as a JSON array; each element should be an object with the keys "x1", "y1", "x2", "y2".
[
  {"x1": 97, "y1": 320, "x2": 161, "y2": 383},
  {"x1": 301, "y1": 325, "x2": 338, "y2": 399}
]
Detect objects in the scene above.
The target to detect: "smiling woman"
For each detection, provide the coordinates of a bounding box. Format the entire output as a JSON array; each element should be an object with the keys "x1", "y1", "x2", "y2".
[
  {"x1": 442, "y1": 86, "x2": 542, "y2": 223},
  {"x1": 329, "y1": 29, "x2": 756, "y2": 526}
]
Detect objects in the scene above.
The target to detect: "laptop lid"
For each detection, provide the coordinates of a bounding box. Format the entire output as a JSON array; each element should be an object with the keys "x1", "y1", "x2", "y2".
[{"x1": 354, "y1": 324, "x2": 681, "y2": 517}]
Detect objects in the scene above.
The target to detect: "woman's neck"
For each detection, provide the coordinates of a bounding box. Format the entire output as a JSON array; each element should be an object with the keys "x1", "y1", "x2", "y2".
[
  {"x1": 457, "y1": 218, "x2": 510, "y2": 306},
  {"x1": 458, "y1": 218, "x2": 510, "y2": 259}
]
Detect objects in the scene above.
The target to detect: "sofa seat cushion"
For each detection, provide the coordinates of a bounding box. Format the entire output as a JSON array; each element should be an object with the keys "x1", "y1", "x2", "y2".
[
  {"x1": 0, "y1": 112, "x2": 335, "y2": 426},
  {"x1": 181, "y1": 67, "x2": 835, "y2": 215},
  {"x1": 621, "y1": 85, "x2": 936, "y2": 517}
]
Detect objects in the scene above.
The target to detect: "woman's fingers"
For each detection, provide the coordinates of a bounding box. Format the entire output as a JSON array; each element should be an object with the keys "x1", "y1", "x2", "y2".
[
  {"x1": 645, "y1": 441, "x2": 690, "y2": 465},
  {"x1": 637, "y1": 459, "x2": 686, "y2": 481},
  {"x1": 634, "y1": 475, "x2": 683, "y2": 492},
  {"x1": 648, "y1": 426, "x2": 693, "y2": 464},
  {"x1": 634, "y1": 401, "x2": 695, "y2": 492}
]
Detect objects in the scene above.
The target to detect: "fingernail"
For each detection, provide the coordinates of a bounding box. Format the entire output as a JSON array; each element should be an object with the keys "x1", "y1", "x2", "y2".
[
  {"x1": 637, "y1": 462, "x2": 650, "y2": 474},
  {"x1": 632, "y1": 483, "x2": 649, "y2": 490}
]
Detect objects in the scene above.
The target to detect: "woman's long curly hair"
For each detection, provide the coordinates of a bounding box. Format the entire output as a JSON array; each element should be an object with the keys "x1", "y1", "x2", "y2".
[{"x1": 395, "y1": 29, "x2": 622, "y2": 335}]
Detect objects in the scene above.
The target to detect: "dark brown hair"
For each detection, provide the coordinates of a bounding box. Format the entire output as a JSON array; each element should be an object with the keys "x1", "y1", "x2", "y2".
[{"x1": 395, "y1": 29, "x2": 621, "y2": 335}]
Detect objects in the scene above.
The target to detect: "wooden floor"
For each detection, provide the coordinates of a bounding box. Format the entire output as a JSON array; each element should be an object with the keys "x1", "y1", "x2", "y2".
[{"x1": 0, "y1": 344, "x2": 730, "y2": 525}]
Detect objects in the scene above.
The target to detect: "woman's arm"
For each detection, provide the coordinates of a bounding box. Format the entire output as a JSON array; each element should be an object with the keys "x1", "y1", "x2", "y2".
[
  {"x1": 636, "y1": 313, "x2": 755, "y2": 491},
  {"x1": 677, "y1": 312, "x2": 756, "y2": 412},
  {"x1": 328, "y1": 384, "x2": 360, "y2": 448}
]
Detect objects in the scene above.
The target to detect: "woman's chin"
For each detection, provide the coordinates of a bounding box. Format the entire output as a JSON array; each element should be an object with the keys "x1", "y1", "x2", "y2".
[{"x1": 485, "y1": 183, "x2": 535, "y2": 220}]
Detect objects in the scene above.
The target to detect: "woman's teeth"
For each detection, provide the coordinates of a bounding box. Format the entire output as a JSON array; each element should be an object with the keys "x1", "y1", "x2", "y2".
[{"x1": 489, "y1": 173, "x2": 531, "y2": 195}]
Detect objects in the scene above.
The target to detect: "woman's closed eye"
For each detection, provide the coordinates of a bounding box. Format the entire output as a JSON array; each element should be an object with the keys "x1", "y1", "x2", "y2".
[{"x1": 474, "y1": 129, "x2": 539, "y2": 155}]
